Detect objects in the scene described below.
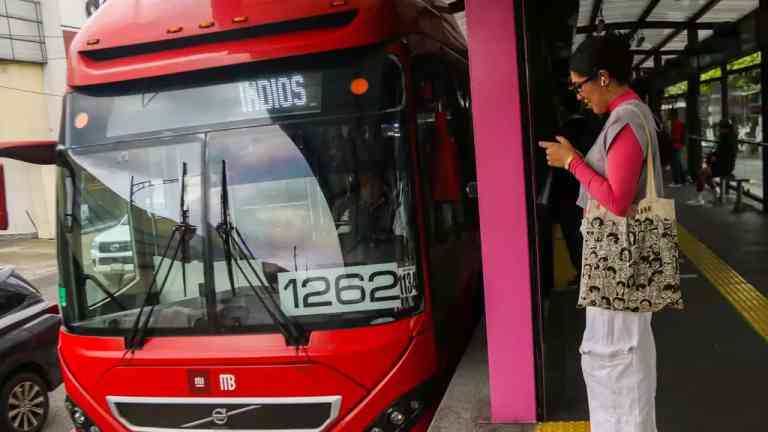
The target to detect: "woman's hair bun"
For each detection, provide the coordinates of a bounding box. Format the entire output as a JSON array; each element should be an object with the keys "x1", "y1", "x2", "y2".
[
  {"x1": 570, "y1": 31, "x2": 633, "y2": 84},
  {"x1": 606, "y1": 31, "x2": 632, "y2": 51}
]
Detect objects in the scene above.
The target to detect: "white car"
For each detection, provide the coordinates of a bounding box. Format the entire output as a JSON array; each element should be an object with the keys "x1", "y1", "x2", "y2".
[{"x1": 90, "y1": 217, "x2": 135, "y2": 276}]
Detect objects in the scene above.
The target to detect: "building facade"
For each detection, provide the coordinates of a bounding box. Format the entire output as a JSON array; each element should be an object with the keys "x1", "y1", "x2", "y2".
[{"x1": 0, "y1": 0, "x2": 95, "y2": 239}]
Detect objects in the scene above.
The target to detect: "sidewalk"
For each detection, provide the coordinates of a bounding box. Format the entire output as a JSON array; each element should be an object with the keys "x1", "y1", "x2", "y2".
[
  {"x1": 0, "y1": 238, "x2": 58, "y2": 298},
  {"x1": 428, "y1": 322, "x2": 536, "y2": 432}
]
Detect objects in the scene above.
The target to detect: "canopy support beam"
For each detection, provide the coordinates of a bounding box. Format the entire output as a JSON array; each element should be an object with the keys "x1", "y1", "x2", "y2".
[
  {"x1": 626, "y1": 0, "x2": 662, "y2": 42},
  {"x1": 635, "y1": 0, "x2": 724, "y2": 68},
  {"x1": 578, "y1": 20, "x2": 722, "y2": 34}
]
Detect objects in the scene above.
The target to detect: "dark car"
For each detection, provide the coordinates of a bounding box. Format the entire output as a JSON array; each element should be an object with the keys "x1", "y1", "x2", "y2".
[{"x1": 0, "y1": 266, "x2": 61, "y2": 432}]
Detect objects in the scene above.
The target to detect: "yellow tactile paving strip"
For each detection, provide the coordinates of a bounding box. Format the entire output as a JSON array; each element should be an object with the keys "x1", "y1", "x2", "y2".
[
  {"x1": 535, "y1": 421, "x2": 590, "y2": 431},
  {"x1": 677, "y1": 224, "x2": 768, "y2": 343}
]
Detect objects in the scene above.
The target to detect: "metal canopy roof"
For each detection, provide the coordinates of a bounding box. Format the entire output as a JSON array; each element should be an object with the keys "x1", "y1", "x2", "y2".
[
  {"x1": 574, "y1": 0, "x2": 758, "y2": 70},
  {"x1": 432, "y1": 0, "x2": 756, "y2": 81}
]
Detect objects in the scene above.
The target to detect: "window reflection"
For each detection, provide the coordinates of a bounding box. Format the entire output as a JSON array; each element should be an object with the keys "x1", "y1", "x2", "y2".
[
  {"x1": 69, "y1": 138, "x2": 206, "y2": 329},
  {"x1": 699, "y1": 80, "x2": 722, "y2": 141},
  {"x1": 207, "y1": 113, "x2": 419, "y2": 328},
  {"x1": 65, "y1": 113, "x2": 421, "y2": 332},
  {"x1": 727, "y1": 68, "x2": 763, "y2": 199}
]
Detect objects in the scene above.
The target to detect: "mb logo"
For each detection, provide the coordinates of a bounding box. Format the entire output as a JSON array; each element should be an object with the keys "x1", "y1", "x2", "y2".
[{"x1": 219, "y1": 374, "x2": 236, "y2": 391}]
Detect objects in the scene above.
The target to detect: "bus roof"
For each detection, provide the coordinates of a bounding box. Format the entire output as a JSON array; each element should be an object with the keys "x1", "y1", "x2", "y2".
[{"x1": 68, "y1": 0, "x2": 466, "y2": 87}]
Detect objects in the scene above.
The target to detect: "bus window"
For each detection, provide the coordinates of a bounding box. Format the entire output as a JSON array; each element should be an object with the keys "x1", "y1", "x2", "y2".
[
  {"x1": 205, "y1": 114, "x2": 422, "y2": 328},
  {"x1": 67, "y1": 137, "x2": 207, "y2": 328},
  {"x1": 414, "y1": 58, "x2": 466, "y2": 242},
  {"x1": 61, "y1": 48, "x2": 424, "y2": 335}
]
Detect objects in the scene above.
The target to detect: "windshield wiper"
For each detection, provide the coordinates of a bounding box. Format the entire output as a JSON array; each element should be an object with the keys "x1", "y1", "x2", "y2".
[
  {"x1": 215, "y1": 160, "x2": 309, "y2": 346},
  {"x1": 125, "y1": 162, "x2": 196, "y2": 351},
  {"x1": 83, "y1": 274, "x2": 128, "y2": 311}
]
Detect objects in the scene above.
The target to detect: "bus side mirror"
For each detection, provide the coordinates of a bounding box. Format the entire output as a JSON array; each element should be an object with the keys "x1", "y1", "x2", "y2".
[{"x1": 0, "y1": 140, "x2": 57, "y2": 165}]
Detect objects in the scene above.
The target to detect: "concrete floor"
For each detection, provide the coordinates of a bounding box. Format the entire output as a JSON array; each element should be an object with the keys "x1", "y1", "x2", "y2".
[
  {"x1": 428, "y1": 323, "x2": 535, "y2": 432},
  {"x1": 429, "y1": 182, "x2": 768, "y2": 431},
  {"x1": 0, "y1": 239, "x2": 70, "y2": 432}
]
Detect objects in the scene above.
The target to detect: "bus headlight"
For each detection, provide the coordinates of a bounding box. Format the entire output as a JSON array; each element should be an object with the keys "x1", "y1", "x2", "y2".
[
  {"x1": 72, "y1": 408, "x2": 86, "y2": 425},
  {"x1": 366, "y1": 380, "x2": 432, "y2": 432},
  {"x1": 65, "y1": 395, "x2": 98, "y2": 432},
  {"x1": 388, "y1": 409, "x2": 406, "y2": 426}
]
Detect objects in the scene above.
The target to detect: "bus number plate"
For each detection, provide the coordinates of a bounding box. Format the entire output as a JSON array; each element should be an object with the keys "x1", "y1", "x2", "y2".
[{"x1": 278, "y1": 263, "x2": 415, "y2": 316}]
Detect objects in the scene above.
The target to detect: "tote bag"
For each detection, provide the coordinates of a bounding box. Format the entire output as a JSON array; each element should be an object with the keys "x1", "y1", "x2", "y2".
[{"x1": 578, "y1": 105, "x2": 684, "y2": 312}]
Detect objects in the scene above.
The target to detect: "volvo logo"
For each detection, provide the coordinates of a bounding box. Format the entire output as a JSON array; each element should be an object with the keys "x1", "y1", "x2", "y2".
[
  {"x1": 181, "y1": 405, "x2": 262, "y2": 428},
  {"x1": 211, "y1": 408, "x2": 228, "y2": 425}
]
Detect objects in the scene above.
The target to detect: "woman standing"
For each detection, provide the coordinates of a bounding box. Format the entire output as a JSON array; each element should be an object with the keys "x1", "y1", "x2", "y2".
[{"x1": 540, "y1": 33, "x2": 666, "y2": 432}]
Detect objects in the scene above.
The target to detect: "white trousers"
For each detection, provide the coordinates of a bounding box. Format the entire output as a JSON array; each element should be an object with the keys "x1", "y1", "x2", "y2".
[{"x1": 580, "y1": 307, "x2": 657, "y2": 432}]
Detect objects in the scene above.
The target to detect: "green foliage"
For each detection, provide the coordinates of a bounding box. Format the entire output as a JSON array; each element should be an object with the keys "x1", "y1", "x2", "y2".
[
  {"x1": 699, "y1": 81, "x2": 715, "y2": 96},
  {"x1": 700, "y1": 67, "x2": 722, "y2": 82},
  {"x1": 728, "y1": 68, "x2": 761, "y2": 96},
  {"x1": 727, "y1": 52, "x2": 761, "y2": 71},
  {"x1": 664, "y1": 81, "x2": 688, "y2": 97}
]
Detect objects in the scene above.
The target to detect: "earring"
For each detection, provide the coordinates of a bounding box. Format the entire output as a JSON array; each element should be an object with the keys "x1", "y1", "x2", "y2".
[{"x1": 601, "y1": 79, "x2": 608, "y2": 87}]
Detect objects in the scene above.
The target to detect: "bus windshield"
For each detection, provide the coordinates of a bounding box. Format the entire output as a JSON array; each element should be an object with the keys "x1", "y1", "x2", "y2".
[{"x1": 60, "y1": 50, "x2": 422, "y2": 337}]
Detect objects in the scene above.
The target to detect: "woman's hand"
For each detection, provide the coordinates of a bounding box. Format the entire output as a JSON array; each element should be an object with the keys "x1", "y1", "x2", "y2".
[{"x1": 539, "y1": 136, "x2": 578, "y2": 169}]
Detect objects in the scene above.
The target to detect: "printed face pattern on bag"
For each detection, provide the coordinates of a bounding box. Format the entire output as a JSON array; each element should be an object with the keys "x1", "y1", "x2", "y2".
[
  {"x1": 577, "y1": 102, "x2": 684, "y2": 313},
  {"x1": 578, "y1": 212, "x2": 684, "y2": 312}
]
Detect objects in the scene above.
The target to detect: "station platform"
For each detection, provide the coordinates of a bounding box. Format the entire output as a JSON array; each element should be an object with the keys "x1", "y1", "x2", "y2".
[{"x1": 429, "y1": 183, "x2": 768, "y2": 431}]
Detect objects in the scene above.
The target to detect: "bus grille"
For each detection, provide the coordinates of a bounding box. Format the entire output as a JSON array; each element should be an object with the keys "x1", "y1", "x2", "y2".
[{"x1": 107, "y1": 396, "x2": 341, "y2": 431}]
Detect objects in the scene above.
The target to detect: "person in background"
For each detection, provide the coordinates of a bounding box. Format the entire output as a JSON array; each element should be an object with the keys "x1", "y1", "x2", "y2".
[
  {"x1": 551, "y1": 92, "x2": 604, "y2": 287},
  {"x1": 687, "y1": 119, "x2": 737, "y2": 206},
  {"x1": 668, "y1": 109, "x2": 687, "y2": 187}
]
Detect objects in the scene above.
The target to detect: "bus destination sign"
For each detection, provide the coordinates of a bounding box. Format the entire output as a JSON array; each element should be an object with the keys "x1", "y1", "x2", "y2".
[
  {"x1": 238, "y1": 72, "x2": 322, "y2": 118},
  {"x1": 71, "y1": 71, "x2": 325, "y2": 142}
]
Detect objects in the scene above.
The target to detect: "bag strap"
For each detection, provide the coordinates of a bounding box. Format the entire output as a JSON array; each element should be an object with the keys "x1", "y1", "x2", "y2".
[{"x1": 622, "y1": 104, "x2": 657, "y2": 200}]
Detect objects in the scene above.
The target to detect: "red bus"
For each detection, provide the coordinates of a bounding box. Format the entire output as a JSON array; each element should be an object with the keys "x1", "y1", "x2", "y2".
[{"x1": 40, "y1": 1, "x2": 482, "y2": 432}]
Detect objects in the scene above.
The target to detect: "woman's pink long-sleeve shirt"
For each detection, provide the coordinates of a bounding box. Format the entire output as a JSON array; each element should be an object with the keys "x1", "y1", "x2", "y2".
[{"x1": 568, "y1": 90, "x2": 644, "y2": 217}]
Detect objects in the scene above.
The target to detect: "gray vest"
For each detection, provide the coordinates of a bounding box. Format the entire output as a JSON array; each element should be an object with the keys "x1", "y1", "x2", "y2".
[{"x1": 576, "y1": 100, "x2": 665, "y2": 209}]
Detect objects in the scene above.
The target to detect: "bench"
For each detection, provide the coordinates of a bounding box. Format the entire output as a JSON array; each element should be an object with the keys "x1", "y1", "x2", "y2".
[
  {"x1": 715, "y1": 175, "x2": 752, "y2": 212},
  {"x1": 730, "y1": 178, "x2": 752, "y2": 212}
]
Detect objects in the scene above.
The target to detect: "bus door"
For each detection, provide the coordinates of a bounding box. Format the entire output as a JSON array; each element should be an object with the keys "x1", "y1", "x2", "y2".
[
  {"x1": 517, "y1": 0, "x2": 597, "y2": 420},
  {"x1": 412, "y1": 54, "x2": 481, "y2": 366}
]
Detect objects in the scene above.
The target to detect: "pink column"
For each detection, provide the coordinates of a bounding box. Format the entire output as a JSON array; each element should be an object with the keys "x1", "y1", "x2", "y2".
[{"x1": 465, "y1": 0, "x2": 537, "y2": 424}]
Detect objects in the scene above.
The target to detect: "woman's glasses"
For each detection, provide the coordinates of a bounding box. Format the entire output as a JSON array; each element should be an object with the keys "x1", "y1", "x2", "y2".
[{"x1": 569, "y1": 75, "x2": 594, "y2": 94}]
